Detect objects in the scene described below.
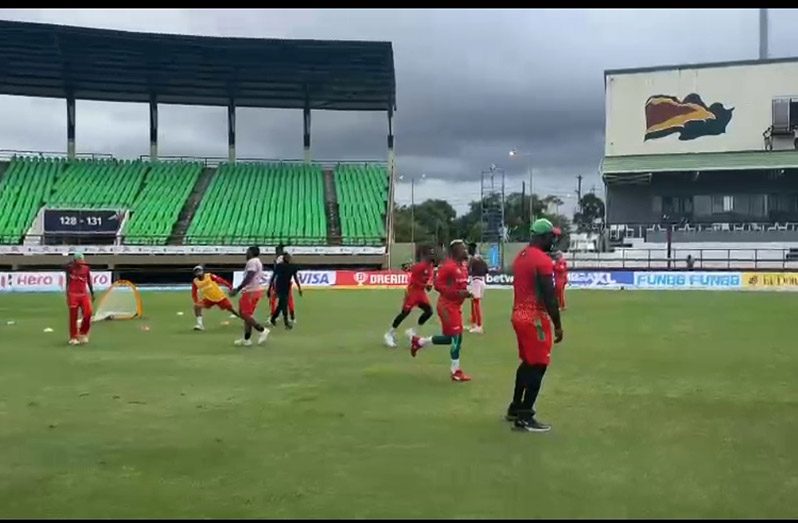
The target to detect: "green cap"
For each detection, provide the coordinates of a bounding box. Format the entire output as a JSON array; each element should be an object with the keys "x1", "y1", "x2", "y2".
[
  {"x1": 73, "y1": 252, "x2": 84, "y2": 261},
  {"x1": 530, "y1": 218, "x2": 554, "y2": 235}
]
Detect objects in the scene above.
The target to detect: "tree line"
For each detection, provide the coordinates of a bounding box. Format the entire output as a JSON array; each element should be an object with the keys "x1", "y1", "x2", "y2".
[{"x1": 392, "y1": 192, "x2": 605, "y2": 248}]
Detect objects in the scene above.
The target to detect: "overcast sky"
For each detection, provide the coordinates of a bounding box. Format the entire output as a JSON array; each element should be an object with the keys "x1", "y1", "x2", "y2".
[{"x1": 0, "y1": 9, "x2": 796, "y2": 215}]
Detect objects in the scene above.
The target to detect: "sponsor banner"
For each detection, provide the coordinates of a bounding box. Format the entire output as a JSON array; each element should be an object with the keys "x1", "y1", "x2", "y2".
[
  {"x1": 0, "y1": 245, "x2": 385, "y2": 256},
  {"x1": 0, "y1": 271, "x2": 112, "y2": 293},
  {"x1": 633, "y1": 271, "x2": 741, "y2": 290},
  {"x1": 742, "y1": 272, "x2": 798, "y2": 290},
  {"x1": 569, "y1": 271, "x2": 634, "y2": 288},
  {"x1": 336, "y1": 270, "x2": 409, "y2": 288},
  {"x1": 232, "y1": 270, "x2": 336, "y2": 289},
  {"x1": 485, "y1": 271, "x2": 634, "y2": 288}
]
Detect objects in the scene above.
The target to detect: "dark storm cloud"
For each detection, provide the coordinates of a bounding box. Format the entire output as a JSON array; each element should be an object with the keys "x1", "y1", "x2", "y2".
[{"x1": 0, "y1": 8, "x2": 794, "y2": 210}]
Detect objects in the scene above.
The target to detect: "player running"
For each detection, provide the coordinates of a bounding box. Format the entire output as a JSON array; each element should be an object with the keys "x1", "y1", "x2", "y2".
[
  {"x1": 553, "y1": 251, "x2": 568, "y2": 310},
  {"x1": 384, "y1": 246, "x2": 435, "y2": 348},
  {"x1": 467, "y1": 242, "x2": 489, "y2": 334},
  {"x1": 268, "y1": 252, "x2": 303, "y2": 329},
  {"x1": 191, "y1": 265, "x2": 239, "y2": 331},
  {"x1": 65, "y1": 252, "x2": 94, "y2": 346},
  {"x1": 270, "y1": 243, "x2": 297, "y2": 324},
  {"x1": 407, "y1": 239, "x2": 472, "y2": 382},
  {"x1": 229, "y1": 246, "x2": 269, "y2": 346},
  {"x1": 506, "y1": 219, "x2": 564, "y2": 433}
]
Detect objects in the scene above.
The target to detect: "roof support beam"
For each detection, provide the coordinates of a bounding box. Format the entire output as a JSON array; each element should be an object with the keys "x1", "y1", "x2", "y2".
[
  {"x1": 149, "y1": 93, "x2": 158, "y2": 161},
  {"x1": 228, "y1": 99, "x2": 236, "y2": 163},
  {"x1": 303, "y1": 102, "x2": 311, "y2": 164},
  {"x1": 66, "y1": 91, "x2": 75, "y2": 160}
]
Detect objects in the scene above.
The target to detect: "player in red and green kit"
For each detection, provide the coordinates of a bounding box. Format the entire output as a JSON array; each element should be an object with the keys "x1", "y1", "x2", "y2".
[
  {"x1": 65, "y1": 252, "x2": 94, "y2": 346},
  {"x1": 506, "y1": 219, "x2": 564, "y2": 432},
  {"x1": 407, "y1": 240, "x2": 472, "y2": 382},
  {"x1": 384, "y1": 246, "x2": 436, "y2": 348}
]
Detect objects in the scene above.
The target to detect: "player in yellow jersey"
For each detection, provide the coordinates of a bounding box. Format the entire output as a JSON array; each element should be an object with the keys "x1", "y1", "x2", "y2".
[{"x1": 191, "y1": 265, "x2": 239, "y2": 331}]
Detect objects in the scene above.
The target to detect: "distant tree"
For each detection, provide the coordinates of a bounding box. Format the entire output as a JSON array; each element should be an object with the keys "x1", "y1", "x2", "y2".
[{"x1": 573, "y1": 194, "x2": 605, "y2": 232}]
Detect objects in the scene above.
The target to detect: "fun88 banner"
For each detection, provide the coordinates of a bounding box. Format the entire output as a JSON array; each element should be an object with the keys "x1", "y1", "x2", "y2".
[{"x1": 633, "y1": 272, "x2": 742, "y2": 290}]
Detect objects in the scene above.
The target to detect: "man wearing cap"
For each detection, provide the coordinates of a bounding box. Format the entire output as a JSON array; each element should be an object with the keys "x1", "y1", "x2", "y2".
[
  {"x1": 506, "y1": 218, "x2": 564, "y2": 432},
  {"x1": 65, "y1": 252, "x2": 94, "y2": 345},
  {"x1": 191, "y1": 265, "x2": 238, "y2": 331},
  {"x1": 407, "y1": 239, "x2": 473, "y2": 382}
]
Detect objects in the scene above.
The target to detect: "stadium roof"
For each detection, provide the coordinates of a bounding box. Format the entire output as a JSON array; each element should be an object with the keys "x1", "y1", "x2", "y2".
[
  {"x1": 605, "y1": 56, "x2": 798, "y2": 77},
  {"x1": 602, "y1": 150, "x2": 798, "y2": 175},
  {"x1": 0, "y1": 20, "x2": 396, "y2": 111}
]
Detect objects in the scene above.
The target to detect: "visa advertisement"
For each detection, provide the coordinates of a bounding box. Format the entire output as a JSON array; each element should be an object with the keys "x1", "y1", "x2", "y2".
[{"x1": 232, "y1": 270, "x2": 337, "y2": 289}]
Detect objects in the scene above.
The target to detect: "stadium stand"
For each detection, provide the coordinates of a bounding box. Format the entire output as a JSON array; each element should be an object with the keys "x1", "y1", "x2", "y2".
[
  {"x1": 334, "y1": 163, "x2": 389, "y2": 245},
  {"x1": 185, "y1": 162, "x2": 328, "y2": 245},
  {"x1": 124, "y1": 162, "x2": 203, "y2": 245},
  {"x1": 48, "y1": 159, "x2": 147, "y2": 210},
  {"x1": 0, "y1": 155, "x2": 391, "y2": 247},
  {"x1": 0, "y1": 157, "x2": 60, "y2": 244}
]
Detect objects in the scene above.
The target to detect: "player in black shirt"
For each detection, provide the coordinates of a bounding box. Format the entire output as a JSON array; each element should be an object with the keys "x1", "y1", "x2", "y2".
[{"x1": 268, "y1": 252, "x2": 303, "y2": 329}]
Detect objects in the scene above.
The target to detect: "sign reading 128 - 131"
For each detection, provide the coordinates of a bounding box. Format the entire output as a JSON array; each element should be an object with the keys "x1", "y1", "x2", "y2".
[{"x1": 43, "y1": 209, "x2": 123, "y2": 235}]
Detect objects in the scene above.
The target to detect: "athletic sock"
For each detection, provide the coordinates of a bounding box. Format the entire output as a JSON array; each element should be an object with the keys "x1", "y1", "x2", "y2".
[
  {"x1": 196, "y1": 317, "x2": 204, "y2": 328},
  {"x1": 450, "y1": 359, "x2": 460, "y2": 373}
]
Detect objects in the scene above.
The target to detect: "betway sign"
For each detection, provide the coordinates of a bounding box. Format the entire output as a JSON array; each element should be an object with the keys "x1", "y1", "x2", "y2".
[{"x1": 485, "y1": 271, "x2": 633, "y2": 288}]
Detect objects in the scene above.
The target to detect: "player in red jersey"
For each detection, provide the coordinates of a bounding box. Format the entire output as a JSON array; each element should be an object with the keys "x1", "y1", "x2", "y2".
[
  {"x1": 65, "y1": 252, "x2": 94, "y2": 346},
  {"x1": 553, "y1": 251, "x2": 568, "y2": 310},
  {"x1": 506, "y1": 219, "x2": 564, "y2": 432},
  {"x1": 407, "y1": 240, "x2": 472, "y2": 382},
  {"x1": 384, "y1": 246, "x2": 436, "y2": 348}
]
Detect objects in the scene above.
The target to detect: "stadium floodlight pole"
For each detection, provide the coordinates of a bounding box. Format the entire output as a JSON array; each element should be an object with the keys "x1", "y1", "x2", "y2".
[
  {"x1": 509, "y1": 149, "x2": 534, "y2": 224},
  {"x1": 399, "y1": 173, "x2": 425, "y2": 244}
]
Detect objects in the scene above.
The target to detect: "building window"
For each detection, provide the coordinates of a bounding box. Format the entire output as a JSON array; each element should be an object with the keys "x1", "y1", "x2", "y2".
[{"x1": 723, "y1": 195, "x2": 734, "y2": 213}]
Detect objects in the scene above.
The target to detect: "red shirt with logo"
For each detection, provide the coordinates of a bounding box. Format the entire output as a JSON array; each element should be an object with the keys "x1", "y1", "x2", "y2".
[
  {"x1": 66, "y1": 261, "x2": 91, "y2": 296},
  {"x1": 554, "y1": 259, "x2": 568, "y2": 285},
  {"x1": 407, "y1": 260, "x2": 434, "y2": 292},
  {"x1": 435, "y1": 258, "x2": 469, "y2": 307},
  {"x1": 512, "y1": 246, "x2": 553, "y2": 318}
]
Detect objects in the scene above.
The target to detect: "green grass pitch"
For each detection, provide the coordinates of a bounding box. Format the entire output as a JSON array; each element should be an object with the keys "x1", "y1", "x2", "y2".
[{"x1": 0, "y1": 289, "x2": 796, "y2": 518}]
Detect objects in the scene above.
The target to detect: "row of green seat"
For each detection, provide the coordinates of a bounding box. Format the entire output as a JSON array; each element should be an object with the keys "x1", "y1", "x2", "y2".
[
  {"x1": 48, "y1": 159, "x2": 148, "y2": 210},
  {"x1": 0, "y1": 157, "x2": 61, "y2": 244},
  {"x1": 124, "y1": 162, "x2": 203, "y2": 245},
  {"x1": 185, "y1": 163, "x2": 327, "y2": 246},
  {"x1": 334, "y1": 164, "x2": 388, "y2": 245}
]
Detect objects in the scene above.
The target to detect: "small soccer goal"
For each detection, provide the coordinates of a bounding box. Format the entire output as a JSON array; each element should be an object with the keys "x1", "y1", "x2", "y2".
[{"x1": 92, "y1": 280, "x2": 143, "y2": 321}]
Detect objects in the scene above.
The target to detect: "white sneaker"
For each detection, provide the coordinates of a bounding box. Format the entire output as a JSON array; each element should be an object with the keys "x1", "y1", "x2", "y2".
[
  {"x1": 78, "y1": 335, "x2": 89, "y2": 345},
  {"x1": 193, "y1": 324, "x2": 205, "y2": 331},
  {"x1": 384, "y1": 331, "x2": 397, "y2": 348},
  {"x1": 404, "y1": 328, "x2": 417, "y2": 342},
  {"x1": 257, "y1": 328, "x2": 270, "y2": 345},
  {"x1": 68, "y1": 338, "x2": 80, "y2": 346},
  {"x1": 234, "y1": 338, "x2": 252, "y2": 347},
  {"x1": 470, "y1": 326, "x2": 484, "y2": 334}
]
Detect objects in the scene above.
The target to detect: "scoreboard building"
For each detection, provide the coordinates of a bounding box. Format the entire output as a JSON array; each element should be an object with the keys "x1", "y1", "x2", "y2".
[{"x1": 603, "y1": 57, "x2": 798, "y2": 242}]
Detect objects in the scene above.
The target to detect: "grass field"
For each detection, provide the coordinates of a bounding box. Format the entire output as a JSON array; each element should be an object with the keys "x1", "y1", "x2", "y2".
[{"x1": 0, "y1": 289, "x2": 796, "y2": 518}]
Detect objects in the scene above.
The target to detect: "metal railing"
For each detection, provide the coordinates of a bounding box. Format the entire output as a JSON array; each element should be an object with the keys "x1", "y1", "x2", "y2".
[
  {"x1": 1, "y1": 233, "x2": 387, "y2": 248},
  {"x1": 0, "y1": 149, "x2": 114, "y2": 161},
  {"x1": 569, "y1": 247, "x2": 797, "y2": 270}
]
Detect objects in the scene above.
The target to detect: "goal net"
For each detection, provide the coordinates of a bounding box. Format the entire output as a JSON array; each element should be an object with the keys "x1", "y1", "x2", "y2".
[{"x1": 92, "y1": 280, "x2": 143, "y2": 321}]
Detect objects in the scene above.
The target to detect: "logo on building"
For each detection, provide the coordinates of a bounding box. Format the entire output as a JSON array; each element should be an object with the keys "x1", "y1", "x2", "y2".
[{"x1": 644, "y1": 94, "x2": 733, "y2": 141}]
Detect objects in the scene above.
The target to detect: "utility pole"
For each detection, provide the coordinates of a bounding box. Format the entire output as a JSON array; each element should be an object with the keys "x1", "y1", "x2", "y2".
[
  {"x1": 759, "y1": 8, "x2": 768, "y2": 60},
  {"x1": 576, "y1": 175, "x2": 583, "y2": 209},
  {"x1": 521, "y1": 181, "x2": 527, "y2": 231}
]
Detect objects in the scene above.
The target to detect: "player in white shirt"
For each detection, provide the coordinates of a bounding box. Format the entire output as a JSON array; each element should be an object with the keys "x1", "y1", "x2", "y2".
[{"x1": 229, "y1": 246, "x2": 270, "y2": 346}]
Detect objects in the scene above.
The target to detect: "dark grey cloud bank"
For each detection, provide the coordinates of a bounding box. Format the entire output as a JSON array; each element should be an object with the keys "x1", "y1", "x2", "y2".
[{"x1": 0, "y1": 9, "x2": 796, "y2": 213}]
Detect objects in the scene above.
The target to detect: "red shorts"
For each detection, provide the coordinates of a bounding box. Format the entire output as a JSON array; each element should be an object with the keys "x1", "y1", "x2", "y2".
[
  {"x1": 270, "y1": 289, "x2": 295, "y2": 311},
  {"x1": 512, "y1": 312, "x2": 553, "y2": 365},
  {"x1": 437, "y1": 301, "x2": 463, "y2": 336},
  {"x1": 239, "y1": 290, "x2": 263, "y2": 317},
  {"x1": 201, "y1": 298, "x2": 234, "y2": 311},
  {"x1": 67, "y1": 293, "x2": 92, "y2": 313},
  {"x1": 402, "y1": 288, "x2": 430, "y2": 311}
]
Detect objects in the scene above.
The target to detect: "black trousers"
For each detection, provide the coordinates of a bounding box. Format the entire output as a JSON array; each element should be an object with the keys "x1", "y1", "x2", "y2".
[{"x1": 270, "y1": 291, "x2": 291, "y2": 325}]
